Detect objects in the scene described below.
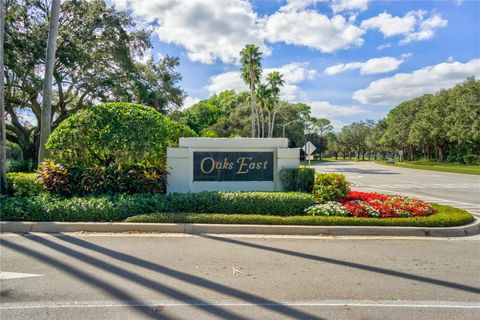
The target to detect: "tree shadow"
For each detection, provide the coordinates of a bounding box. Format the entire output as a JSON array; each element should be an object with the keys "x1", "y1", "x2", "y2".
[
  {"x1": 199, "y1": 235, "x2": 480, "y2": 295},
  {"x1": 22, "y1": 234, "x2": 325, "y2": 320},
  {"x1": 1, "y1": 239, "x2": 170, "y2": 319}
]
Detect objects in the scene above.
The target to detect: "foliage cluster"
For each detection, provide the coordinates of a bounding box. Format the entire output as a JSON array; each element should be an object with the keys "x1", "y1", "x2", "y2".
[
  {"x1": 38, "y1": 161, "x2": 166, "y2": 196},
  {"x1": 125, "y1": 204, "x2": 473, "y2": 228},
  {"x1": 279, "y1": 167, "x2": 315, "y2": 192},
  {"x1": 5, "y1": 173, "x2": 45, "y2": 196},
  {"x1": 313, "y1": 173, "x2": 350, "y2": 202},
  {"x1": 46, "y1": 102, "x2": 195, "y2": 168},
  {"x1": 0, "y1": 191, "x2": 315, "y2": 221}
]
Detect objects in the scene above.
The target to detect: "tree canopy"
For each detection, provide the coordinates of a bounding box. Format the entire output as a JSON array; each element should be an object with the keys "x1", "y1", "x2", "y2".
[{"x1": 4, "y1": 0, "x2": 185, "y2": 162}]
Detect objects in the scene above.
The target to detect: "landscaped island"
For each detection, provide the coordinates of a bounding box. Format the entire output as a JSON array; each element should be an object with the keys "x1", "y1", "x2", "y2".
[{"x1": 1, "y1": 102, "x2": 473, "y2": 228}]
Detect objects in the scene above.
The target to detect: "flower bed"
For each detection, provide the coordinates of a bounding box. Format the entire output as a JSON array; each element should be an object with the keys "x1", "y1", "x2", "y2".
[{"x1": 305, "y1": 191, "x2": 435, "y2": 218}]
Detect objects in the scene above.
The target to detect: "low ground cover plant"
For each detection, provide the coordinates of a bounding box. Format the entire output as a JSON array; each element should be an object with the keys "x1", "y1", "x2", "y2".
[
  {"x1": 126, "y1": 204, "x2": 473, "y2": 228},
  {"x1": 305, "y1": 191, "x2": 435, "y2": 218}
]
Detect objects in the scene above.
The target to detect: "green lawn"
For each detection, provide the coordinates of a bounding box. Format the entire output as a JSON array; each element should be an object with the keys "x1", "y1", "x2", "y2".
[
  {"x1": 376, "y1": 160, "x2": 480, "y2": 175},
  {"x1": 125, "y1": 204, "x2": 474, "y2": 228}
]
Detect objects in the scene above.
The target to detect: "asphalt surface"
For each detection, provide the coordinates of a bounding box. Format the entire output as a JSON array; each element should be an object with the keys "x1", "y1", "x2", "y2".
[
  {"x1": 1, "y1": 233, "x2": 479, "y2": 319},
  {"x1": 314, "y1": 161, "x2": 480, "y2": 216}
]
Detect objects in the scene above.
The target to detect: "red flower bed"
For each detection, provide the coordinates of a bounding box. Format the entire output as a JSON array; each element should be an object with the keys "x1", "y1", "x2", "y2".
[{"x1": 340, "y1": 191, "x2": 435, "y2": 218}]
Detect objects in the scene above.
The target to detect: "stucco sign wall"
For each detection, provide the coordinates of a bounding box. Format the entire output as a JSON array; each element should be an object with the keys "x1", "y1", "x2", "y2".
[{"x1": 167, "y1": 138, "x2": 299, "y2": 193}]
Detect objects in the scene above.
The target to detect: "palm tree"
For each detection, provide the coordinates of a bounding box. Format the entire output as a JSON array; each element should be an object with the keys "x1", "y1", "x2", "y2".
[
  {"x1": 266, "y1": 71, "x2": 285, "y2": 138},
  {"x1": 38, "y1": 0, "x2": 61, "y2": 165},
  {"x1": 255, "y1": 83, "x2": 272, "y2": 138},
  {"x1": 240, "y1": 44, "x2": 262, "y2": 137},
  {"x1": 0, "y1": 0, "x2": 6, "y2": 194}
]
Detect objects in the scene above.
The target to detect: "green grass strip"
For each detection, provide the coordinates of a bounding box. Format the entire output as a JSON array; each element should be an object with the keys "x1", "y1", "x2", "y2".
[
  {"x1": 125, "y1": 204, "x2": 474, "y2": 228},
  {"x1": 376, "y1": 161, "x2": 480, "y2": 175}
]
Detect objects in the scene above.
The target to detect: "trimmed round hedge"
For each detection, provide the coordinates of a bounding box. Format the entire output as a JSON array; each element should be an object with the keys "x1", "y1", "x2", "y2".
[{"x1": 46, "y1": 102, "x2": 195, "y2": 168}]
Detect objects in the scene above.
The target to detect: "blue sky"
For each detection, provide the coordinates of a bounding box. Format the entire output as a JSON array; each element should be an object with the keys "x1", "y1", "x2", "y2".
[{"x1": 117, "y1": 0, "x2": 480, "y2": 129}]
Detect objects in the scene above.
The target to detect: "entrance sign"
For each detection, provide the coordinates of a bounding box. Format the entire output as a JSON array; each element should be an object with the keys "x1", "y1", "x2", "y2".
[
  {"x1": 193, "y1": 152, "x2": 274, "y2": 181},
  {"x1": 167, "y1": 138, "x2": 299, "y2": 193}
]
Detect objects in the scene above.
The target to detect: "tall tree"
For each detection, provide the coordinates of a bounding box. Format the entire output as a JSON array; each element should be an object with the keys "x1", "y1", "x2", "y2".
[
  {"x1": 0, "y1": 0, "x2": 6, "y2": 193},
  {"x1": 313, "y1": 118, "x2": 333, "y2": 137},
  {"x1": 37, "y1": 0, "x2": 60, "y2": 165},
  {"x1": 240, "y1": 44, "x2": 262, "y2": 137},
  {"x1": 266, "y1": 71, "x2": 285, "y2": 138},
  {"x1": 255, "y1": 83, "x2": 271, "y2": 138},
  {"x1": 4, "y1": 0, "x2": 185, "y2": 163}
]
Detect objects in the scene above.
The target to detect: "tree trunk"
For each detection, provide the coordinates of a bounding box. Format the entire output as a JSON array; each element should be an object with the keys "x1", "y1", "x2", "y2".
[
  {"x1": 38, "y1": 0, "x2": 61, "y2": 166},
  {"x1": 0, "y1": 0, "x2": 6, "y2": 194}
]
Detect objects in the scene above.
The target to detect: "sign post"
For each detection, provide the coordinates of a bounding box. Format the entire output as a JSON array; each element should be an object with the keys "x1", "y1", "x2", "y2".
[{"x1": 302, "y1": 141, "x2": 316, "y2": 166}]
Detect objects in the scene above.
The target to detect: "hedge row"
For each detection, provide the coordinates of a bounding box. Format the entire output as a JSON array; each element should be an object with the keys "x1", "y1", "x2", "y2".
[
  {"x1": 125, "y1": 204, "x2": 474, "y2": 227},
  {"x1": 0, "y1": 192, "x2": 315, "y2": 222}
]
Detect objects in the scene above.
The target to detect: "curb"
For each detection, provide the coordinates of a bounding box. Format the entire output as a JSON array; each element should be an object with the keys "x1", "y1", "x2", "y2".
[{"x1": 1, "y1": 217, "x2": 479, "y2": 237}]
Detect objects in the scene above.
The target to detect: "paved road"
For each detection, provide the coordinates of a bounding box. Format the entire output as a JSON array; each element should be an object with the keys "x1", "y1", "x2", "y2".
[
  {"x1": 314, "y1": 161, "x2": 480, "y2": 215},
  {"x1": 1, "y1": 233, "x2": 479, "y2": 319}
]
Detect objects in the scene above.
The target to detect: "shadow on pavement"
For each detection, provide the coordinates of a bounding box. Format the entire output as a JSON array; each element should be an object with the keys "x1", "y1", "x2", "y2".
[
  {"x1": 200, "y1": 235, "x2": 480, "y2": 295},
  {"x1": 18, "y1": 234, "x2": 325, "y2": 320},
  {"x1": 1, "y1": 238, "x2": 170, "y2": 319}
]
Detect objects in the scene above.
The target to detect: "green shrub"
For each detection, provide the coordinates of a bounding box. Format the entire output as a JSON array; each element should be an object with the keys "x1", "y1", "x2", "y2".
[
  {"x1": 38, "y1": 161, "x2": 166, "y2": 196},
  {"x1": 6, "y1": 172, "x2": 46, "y2": 196},
  {"x1": 46, "y1": 102, "x2": 196, "y2": 168},
  {"x1": 0, "y1": 192, "x2": 314, "y2": 221},
  {"x1": 163, "y1": 192, "x2": 314, "y2": 216},
  {"x1": 313, "y1": 173, "x2": 350, "y2": 202},
  {"x1": 279, "y1": 167, "x2": 315, "y2": 192},
  {"x1": 6, "y1": 160, "x2": 36, "y2": 173}
]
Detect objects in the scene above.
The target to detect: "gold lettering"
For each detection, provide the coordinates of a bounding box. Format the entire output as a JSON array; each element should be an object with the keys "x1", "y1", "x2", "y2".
[
  {"x1": 222, "y1": 158, "x2": 230, "y2": 169},
  {"x1": 200, "y1": 157, "x2": 215, "y2": 174},
  {"x1": 236, "y1": 157, "x2": 252, "y2": 174}
]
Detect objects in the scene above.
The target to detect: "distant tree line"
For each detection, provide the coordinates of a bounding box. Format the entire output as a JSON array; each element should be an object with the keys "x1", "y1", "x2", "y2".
[{"x1": 326, "y1": 78, "x2": 480, "y2": 164}]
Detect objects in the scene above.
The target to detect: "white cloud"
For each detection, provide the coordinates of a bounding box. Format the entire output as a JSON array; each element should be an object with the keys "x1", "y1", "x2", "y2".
[
  {"x1": 309, "y1": 100, "x2": 368, "y2": 118},
  {"x1": 117, "y1": 0, "x2": 268, "y2": 64},
  {"x1": 377, "y1": 43, "x2": 391, "y2": 50},
  {"x1": 361, "y1": 10, "x2": 447, "y2": 44},
  {"x1": 400, "y1": 13, "x2": 448, "y2": 44},
  {"x1": 205, "y1": 62, "x2": 317, "y2": 101},
  {"x1": 279, "y1": 0, "x2": 323, "y2": 12},
  {"x1": 264, "y1": 9, "x2": 365, "y2": 52},
  {"x1": 353, "y1": 59, "x2": 480, "y2": 105},
  {"x1": 400, "y1": 53, "x2": 412, "y2": 59},
  {"x1": 182, "y1": 96, "x2": 201, "y2": 110},
  {"x1": 331, "y1": 0, "x2": 370, "y2": 13},
  {"x1": 324, "y1": 57, "x2": 404, "y2": 75}
]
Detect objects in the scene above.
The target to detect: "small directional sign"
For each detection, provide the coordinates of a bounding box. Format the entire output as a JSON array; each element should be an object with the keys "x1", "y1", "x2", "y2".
[{"x1": 302, "y1": 141, "x2": 316, "y2": 155}]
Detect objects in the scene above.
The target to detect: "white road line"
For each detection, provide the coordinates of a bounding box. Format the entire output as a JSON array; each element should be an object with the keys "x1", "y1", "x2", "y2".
[
  {"x1": 0, "y1": 272, "x2": 44, "y2": 280},
  {"x1": 1, "y1": 300, "x2": 479, "y2": 310}
]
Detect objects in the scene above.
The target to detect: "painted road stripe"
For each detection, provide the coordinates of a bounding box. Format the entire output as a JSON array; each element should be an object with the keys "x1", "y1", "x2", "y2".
[
  {"x1": 1, "y1": 300, "x2": 479, "y2": 310},
  {"x1": 0, "y1": 272, "x2": 43, "y2": 280}
]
